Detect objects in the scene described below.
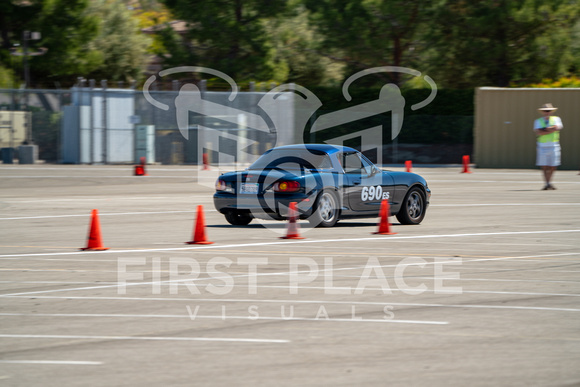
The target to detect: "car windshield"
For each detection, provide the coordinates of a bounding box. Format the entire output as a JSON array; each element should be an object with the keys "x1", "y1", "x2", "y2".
[{"x1": 249, "y1": 149, "x2": 333, "y2": 170}]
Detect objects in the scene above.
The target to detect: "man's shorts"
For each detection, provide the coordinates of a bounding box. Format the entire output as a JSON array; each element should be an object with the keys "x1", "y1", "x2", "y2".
[{"x1": 536, "y1": 143, "x2": 561, "y2": 167}]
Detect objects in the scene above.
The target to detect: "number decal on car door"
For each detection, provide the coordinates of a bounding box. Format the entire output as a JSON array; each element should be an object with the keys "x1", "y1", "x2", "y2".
[{"x1": 361, "y1": 185, "x2": 389, "y2": 201}]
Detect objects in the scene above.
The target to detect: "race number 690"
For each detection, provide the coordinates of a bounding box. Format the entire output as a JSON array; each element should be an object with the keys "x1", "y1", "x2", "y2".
[{"x1": 361, "y1": 185, "x2": 389, "y2": 201}]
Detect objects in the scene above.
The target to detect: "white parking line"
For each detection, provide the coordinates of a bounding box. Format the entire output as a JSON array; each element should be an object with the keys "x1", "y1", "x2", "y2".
[
  {"x1": 0, "y1": 281, "x2": 120, "y2": 285},
  {"x1": 0, "y1": 176, "x2": 197, "y2": 179},
  {"x1": 411, "y1": 276, "x2": 579, "y2": 284},
  {"x1": 0, "y1": 334, "x2": 289, "y2": 343},
  {"x1": 250, "y1": 285, "x2": 580, "y2": 298},
  {"x1": 427, "y1": 180, "x2": 580, "y2": 184},
  {"x1": 0, "y1": 360, "x2": 102, "y2": 365},
  {"x1": 431, "y1": 203, "x2": 580, "y2": 207},
  {"x1": 0, "y1": 167, "x2": 198, "y2": 171},
  {"x1": 0, "y1": 252, "x2": 576, "y2": 298},
  {"x1": 0, "y1": 313, "x2": 448, "y2": 325},
  {"x1": 2, "y1": 196, "x2": 195, "y2": 203},
  {"x1": 1, "y1": 284, "x2": 578, "y2": 299},
  {"x1": 1, "y1": 275, "x2": 576, "y2": 285},
  {"x1": 0, "y1": 229, "x2": 578, "y2": 258},
  {"x1": 0, "y1": 204, "x2": 576, "y2": 220},
  {"x1": 2, "y1": 296, "x2": 578, "y2": 313},
  {"x1": 0, "y1": 210, "x2": 199, "y2": 221},
  {"x1": 422, "y1": 172, "x2": 540, "y2": 175}
]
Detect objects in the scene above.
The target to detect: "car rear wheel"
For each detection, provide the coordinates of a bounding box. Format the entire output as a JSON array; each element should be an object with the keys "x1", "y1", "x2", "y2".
[
  {"x1": 224, "y1": 210, "x2": 253, "y2": 226},
  {"x1": 308, "y1": 190, "x2": 339, "y2": 227},
  {"x1": 396, "y1": 187, "x2": 426, "y2": 225}
]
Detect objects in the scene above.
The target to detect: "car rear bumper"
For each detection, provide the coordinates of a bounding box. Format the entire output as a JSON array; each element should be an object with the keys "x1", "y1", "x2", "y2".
[{"x1": 214, "y1": 192, "x2": 315, "y2": 218}]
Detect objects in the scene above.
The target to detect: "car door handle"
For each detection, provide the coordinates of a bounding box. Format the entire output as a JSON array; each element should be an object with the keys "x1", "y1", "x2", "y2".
[{"x1": 353, "y1": 181, "x2": 361, "y2": 185}]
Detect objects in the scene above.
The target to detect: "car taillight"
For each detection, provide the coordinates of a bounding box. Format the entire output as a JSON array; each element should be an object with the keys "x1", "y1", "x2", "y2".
[
  {"x1": 215, "y1": 179, "x2": 226, "y2": 191},
  {"x1": 215, "y1": 179, "x2": 233, "y2": 193},
  {"x1": 274, "y1": 180, "x2": 301, "y2": 193}
]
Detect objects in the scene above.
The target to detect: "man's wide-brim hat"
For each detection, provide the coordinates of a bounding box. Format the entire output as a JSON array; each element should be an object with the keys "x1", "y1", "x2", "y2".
[{"x1": 539, "y1": 103, "x2": 557, "y2": 111}]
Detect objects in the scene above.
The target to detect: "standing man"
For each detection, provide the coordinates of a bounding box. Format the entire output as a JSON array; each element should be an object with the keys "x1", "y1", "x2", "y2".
[{"x1": 534, "y1": 103, "x2": 563, "y2": 190}]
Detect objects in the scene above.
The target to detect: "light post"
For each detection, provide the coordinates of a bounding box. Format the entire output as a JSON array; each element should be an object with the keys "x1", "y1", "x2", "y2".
[
  {"x1": 11, "y1": 31, "x2": 46, "y2": 88},
  {"x1": 10, "y1": 31, "x2": 47, "y2": 144}
]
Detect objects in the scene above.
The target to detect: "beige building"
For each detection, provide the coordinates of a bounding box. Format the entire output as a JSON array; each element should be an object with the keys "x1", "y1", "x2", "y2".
[
  {"x1": 474, "y1": 87, "x2": 580, "y2": 170},
  {"x1": 0, "y1": 111, "x2": 30, "y2": 149}
]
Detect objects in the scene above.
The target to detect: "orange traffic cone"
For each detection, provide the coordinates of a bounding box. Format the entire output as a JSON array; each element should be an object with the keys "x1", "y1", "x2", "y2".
[
  {"x1": 186, "y1": 205, "x2": 214, "y2": 245},
  {"x1": 405, "y1": 160, "x2": 413, "y2": 173},
  {"x1": 461, "y1": 155, "x2": 472, "y2": 173},
  {"x1": 80, "y1": 209, "x2": 109, "y2": 251},
  {"x1": 134, "y1": 164, "x2": 146, "y2": 176},
  {"x1": 373, "y1": 199, "x2": 397, "y2": 235},
  {"x1": 281, "y1": 202, "x2": 304, "y2": 239},
  {"x1": 202, "y1": 153, "x2": 210, "y2": 170},
  {"x1": 134, "y1": 157, "x2": 147, "y2": 176}
]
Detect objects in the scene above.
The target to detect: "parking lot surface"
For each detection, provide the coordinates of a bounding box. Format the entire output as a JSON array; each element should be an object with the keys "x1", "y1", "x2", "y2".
[{"x1": 0, "y1": 164, "x2": 579, "y2": 386}]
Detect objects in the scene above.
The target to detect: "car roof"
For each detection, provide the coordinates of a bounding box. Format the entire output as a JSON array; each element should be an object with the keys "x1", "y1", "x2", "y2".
[{"x1": 270, "y1": 144, "x2": 357, "y2": 155}]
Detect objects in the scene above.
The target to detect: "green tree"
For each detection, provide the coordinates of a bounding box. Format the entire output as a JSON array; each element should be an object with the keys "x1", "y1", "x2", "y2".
[
  {"x1": 264, "y1": 2, "x2": 344, "y2": 86},
  {"x1": 160, "y1": 0, "x2": 288, "y2": 81},
  {"x1": 151, "y1": 22, "x2": 196, "y2": 71},
  {"x1": 424, "y1": 0, "x2": 580, "y2": 88},
  {"x1": 86, "y1": 0, "x2": 151, "y2": 83},
  {"x1": 303, "y1": 0, "x2": 432, "y2": 86},
  {"x1": 0, "y1": 64, "x2": 16, "y2": 88},
  {"x1": 570, "y1": 20, "x2": 580, "y2": 76},
  {"x1": 2, "y1": 0, "x2": 151, "y2": 88},
  {"x1": 33, "y1": 0, "x2": 102, "y2": 87},
  {"x1": 0, "y1": 0, "x2": 43, "y2": 87},
  {"x1": 131, "y1": 1, "x2": 172, "y2": 55},
  {"x1": 0, "y1": 1, "x2": 43, "y2": 51}
]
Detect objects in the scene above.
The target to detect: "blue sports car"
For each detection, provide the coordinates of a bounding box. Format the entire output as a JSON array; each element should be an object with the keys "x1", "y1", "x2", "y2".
[{"x1": 213, "y1": 144, "x2": 430, "y2": 227}]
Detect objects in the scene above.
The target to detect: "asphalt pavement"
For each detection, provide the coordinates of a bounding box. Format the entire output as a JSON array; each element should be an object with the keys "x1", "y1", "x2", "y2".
[{"x1": 0, "y1": 164, "x2": 579, "y2": 386}]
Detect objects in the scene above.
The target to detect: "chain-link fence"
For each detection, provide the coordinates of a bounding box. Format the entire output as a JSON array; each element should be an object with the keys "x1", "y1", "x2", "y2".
[
  {"x1": 0, "y1": 89, "x2": 70, "y2": 162},
  {"x1": 135, "y1": 88, "x2": 279, "y2": 166},
  {"x1": 0, "y1": 85, "x2": 473, "y2": 165}
]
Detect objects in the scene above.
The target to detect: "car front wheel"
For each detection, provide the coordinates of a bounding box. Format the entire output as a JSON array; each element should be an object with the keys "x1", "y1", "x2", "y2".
[{"x1": 396, "y1": 187, "x2": 426, "y2": 225}]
